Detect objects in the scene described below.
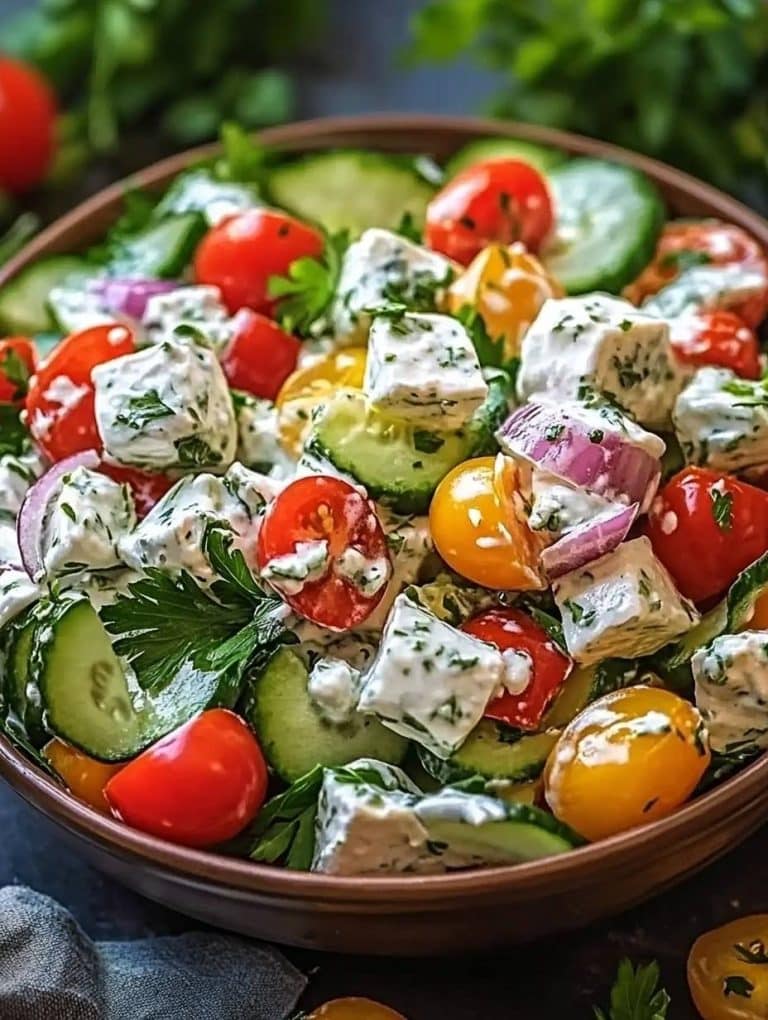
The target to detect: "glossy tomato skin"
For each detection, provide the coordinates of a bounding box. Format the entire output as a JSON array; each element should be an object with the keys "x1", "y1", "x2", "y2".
[
  {"x1": 26, "y1": 324, "x2": 135, "y2": 462},
  {"x1": 463, "y1": 607, "x2": 570, "y2": 730},
  {"x1": 425, "y1": 159, "x2": 553, "y2": 265},
  {"x1": 0, "y1": 337, "x2": 36, "y2": 402},
  {"x1": 669, "y1": 310, "x2": 760, "y2": 379},
  {"x1": 99, "y1": 464, "x2": 174, "y2": 519},
  {"x1": 0, "y1": 57, "x2": 56, "y2": 194},
  {"x1": 257, "y1": 475, "x2": 390, "y2": 631},
  {"x1": 220, "y1": 309, "x2": 300, "y2": 400},
  {"x1": 646, "y1": 467, "x2": 768, "y2": 604},
  {"x1": 688, "y1": 915, "x2": 768, "y2": 1019},
  {"x1": 104, "y1": 709, "x2": 268, "y2": 848},
  {"x1": 44, "y1": 738, "x2": 122, "y2": 814},
  {"x1": 194, "y1": 209, "x2": 324, "y2": 315}
]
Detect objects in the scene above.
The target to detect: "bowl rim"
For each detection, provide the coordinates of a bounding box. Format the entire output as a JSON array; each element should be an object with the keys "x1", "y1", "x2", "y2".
[{"x1": 2, "y1": 111, "x2": 767, "y2": 905}]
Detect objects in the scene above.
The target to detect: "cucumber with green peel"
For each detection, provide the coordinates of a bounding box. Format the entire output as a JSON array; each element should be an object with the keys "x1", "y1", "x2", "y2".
[
  {"x1": 266, "y1": 151, "x2": 436, "y2": 235},
  {"x1": 245, "y1": 646, "x2": 408, "y2": 782},
  {"x1": 103, "y1": 212, "x2": 207, "y2": 278},
  {"x1": 0, "y1": 255, "x2": 91, "y2": 335},
  {"x1": 543, "y1": 159, "x2": 664, "y2": 294},
  {"x1": 446, "y1": 138, "x2": 567, "y2": 177},
  {"x1": 5, "y1": 611, "x2": 47, "y2": 748}
]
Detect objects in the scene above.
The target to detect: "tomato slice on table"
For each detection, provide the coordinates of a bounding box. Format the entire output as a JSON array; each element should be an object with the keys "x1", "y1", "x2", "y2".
[
  {"x1": 425, "y1": 158, "x2": 554, "y2": 265},
  {"x1": 0, "y1": 57, "x2": 56, "y2": 194},
  {"x1": 463, "y1": 607, "x2": 571, "y2": 731},
  {"x1": 669, "y1": 309, "x2": 760, "y2": 379},
  {"x1": 0, "y1": 337, "x2": 36, "y2": 402},
  {"x1": 220, "y1": 309, "x2": 300, "y2": 400},
  {"x1": 257, "y1": 475, "x2": 391, "y2": 631},
  {"x1": 194, "y1": 208, "x2": 324, "y2": 315},
  {"x1": 646, "y1": 467, "x2": 768, "y2": 604},
  {"x1": 99, "y1": 464, "x2": 174, "y2": 519},
  {"x1": 104, "y1": 709, "x2": 268, "y2": 848},
  {"x1": 26, "y1": 323, "x2": 135, "y2": 461}
]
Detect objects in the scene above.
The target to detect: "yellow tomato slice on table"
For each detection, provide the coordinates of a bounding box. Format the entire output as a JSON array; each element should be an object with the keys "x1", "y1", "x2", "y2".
[{"x1": 688, "y1": 916, "x2": 768, "y2": 1019}]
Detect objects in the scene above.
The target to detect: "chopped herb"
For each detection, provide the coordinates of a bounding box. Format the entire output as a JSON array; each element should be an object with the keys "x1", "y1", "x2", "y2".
[
  {"x1": 413, "y1": 430, "x2": 445, "y2": 454},
  {"x1": 175, "y1": 434, "x2": 220, "y2": 467},
  {"x1": 0, "y1": 347, "x2": 31, "y2": 399},
  {"x1": 455, "y1": 304, "x2": 504, "y2": 368},
  {"x1": 115, "y1": 390, "x2": 175, "y2": 431},
  {"x1": 710, "y1": 486, "x2": 733, "y2": 531},
  {"x1": 394, "y1": 210, "x2": 422, "y2": 243},
  {"x1": 723, "y1": 975, "x2": 754, "y2": 998},
  {"x1": 563, "y1": 598, "x2": 595, "y2": 627},
  {"x1": 733, "y1": 940, "x2": 768, "y2": 965},
  {"x1": 659, "y1": 249, "x2": 712, "y2": 272},
  {"x1": 618, "y1": 319, "x2": 633, "y2": 332},
  {"x1": 545, "y1": 423, "x2": 565, "y2": 441},
  {"x1": 268, "y1": 229, "x2": 349, "y2": 336},
  {"x1": 59, "y1": 503, "x2": 77, "y2": 523}
]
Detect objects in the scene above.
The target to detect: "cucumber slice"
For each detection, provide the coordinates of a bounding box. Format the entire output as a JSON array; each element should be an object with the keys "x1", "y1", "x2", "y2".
[
  {"x1": 544, "y1": 159, "x2": 664, "y2": 294},
  {"x1": 154, "y1": 169, "x2": 262, "y2": 225},
  {"x1": 4, "y1": 610, "x2": 47, "y2": 748},
  {"x1": 446, "y1": 138, "x2": 566, "y2": 177},
  {"x1": 419, "y1": 722, "x2": 559, "y2": 785},
  {"x1": 309, "y1": 373, "x2": 509, "y2": 515},
  {"x1": 105, "y1": 212, "x2": 206, "y2": 278},
  {"x1": 0, "y1": 255, "x2": 90, "y2": 335},
  {"x1": 266, "y1": 151, "x2": 436, "y2": 235},
  {"x1": 35, "y1": 596, "x2": 242, "y2": 761},
  {"x1": 245, "y1": 647, "x2": 407, "y2": 782}
]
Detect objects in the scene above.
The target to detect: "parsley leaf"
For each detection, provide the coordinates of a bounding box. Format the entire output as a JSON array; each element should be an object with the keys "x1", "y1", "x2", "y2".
[
  {"x1": 268, "y1": 229, "x2": 349, "y2": 335},
  {"x1": 213, "y1": 122, "x2": 269, "y2": 184},
  {"x1": 456, "y1": 304, "x2": 504, "y2": 368},
  {"x1": 0, "y1": 347, "x2": 31, "y2": 400},
  {"x1": 381, "y1": 266, "x2": 453, "y2": 314},
  {"x1": 395, "y1": 210, "x2": 423, "y2": 243},
  {"x1": 0, "y1": 404, "x2": 29, "y2": 459},
  {"x1": 659, "y1": 249, "x2": 712, "y2": 272},
  {"x1": 174, "y1": 434, "x2": 221, "y2": 467},
  {"x1": 723, "y1": 975, "x2": 754, "y2": 998},
  {"x1": 593, "y1": 959, "x2": 670, "y2": 1020},
  {"x1": 710, "y1": 486, "x2": 733, "y2": 531},
  {"x1": 115, "y1": 390, "x2": 175, "y2": 431},
  {"x1": 202, "y1": 521, "x2": 265, "y2": 601}
]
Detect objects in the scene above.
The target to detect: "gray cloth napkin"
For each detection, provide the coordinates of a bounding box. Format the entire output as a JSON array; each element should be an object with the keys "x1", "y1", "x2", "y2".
[{"x1": 0, "y1": 886, "x2": 306, "y2": 1020}]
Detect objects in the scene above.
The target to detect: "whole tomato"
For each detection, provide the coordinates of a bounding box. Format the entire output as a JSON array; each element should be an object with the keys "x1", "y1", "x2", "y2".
[{"x1": 0, "y1": 57, "x2": 56, "y2": 194}]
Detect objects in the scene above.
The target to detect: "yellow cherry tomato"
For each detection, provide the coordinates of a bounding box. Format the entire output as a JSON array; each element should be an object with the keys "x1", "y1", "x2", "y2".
[
  {"x1": 429, "y1": 455, "x2": 545, "y2": 590},
  {"x1": 276, "y1": 347, "x2": 367, "y2": 454},
  {"x1": 443, "y1": 243, "x2": 563, "y2": 360},
  {"x1": 543, "y1": 686, "x2": 710, "y2": 842},
  {"x1": 44, "y1": 738, "x2": 123, "y2": 813},
  {"x1": 688, "y1": 916, "x2": 768, "y2": 1019},
  {"x1": 745, "y1": 591, "x2": 768, "y2": 631},
  {"x1": 309, "y1": 998, "x2": 407, "y2": 1020}
]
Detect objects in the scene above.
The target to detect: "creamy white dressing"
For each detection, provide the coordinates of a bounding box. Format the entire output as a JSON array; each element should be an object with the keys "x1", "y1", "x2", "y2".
[
  {"x1": 334, "y1": 546, "x2": 391, "y2": 598},
  {"x1": 693, "y1": 630, "x2": 768, "y2": 753},
  {"x1": 493, "y1": 648, "x2": 533, "y2": 700},
  {"x1": 307, "y1": 657, "x2": 362, "y2": 725},
  {"x1": 261, "y1": 540, "x2": 330, "y2": 596}
]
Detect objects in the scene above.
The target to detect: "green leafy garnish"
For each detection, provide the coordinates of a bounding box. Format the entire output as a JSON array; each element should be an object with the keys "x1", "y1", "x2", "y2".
[
  {"x1": 174, "y1": 435, "x2": 222, "y2": 468},
  {"x1": 723, "y1": 974, "x2": 754, "y2": 998},
  {"x1": 456, "y1": 304, "x2": 504, "y2": 368},
  {"x1": 114, "y1": 391, "x2": 174, "y2": 431},
  {"x1": 593, "y1": 959, "x2": 670, "y2": 1020},
  {"x1": 212, "y1": 122, "x2": 269, "y2": 184},
  {"x1": 0, "y1": 347, "x2": 30, "y2": 401},
  {"x1": 710, "y1": 486, "x2": 733, "y2": 532},
  {"x1": 268, "y1": 229, "x2": 349, "y2": 335},
  {"x1": 733, "y1": 939, "x2": 768, "y2": 964},
  {"x1": 202, "y1": 521, "x2": 265, "y2": 601},
  {"x1": 659, "y1": 249, "x2": 712, "y2": 272},
  {"x1": 395, "y1": 210, "x2": 423, "y2": 243},
  {"x1": 0, "y1": 404, "x2": 29, "y2": 459}
]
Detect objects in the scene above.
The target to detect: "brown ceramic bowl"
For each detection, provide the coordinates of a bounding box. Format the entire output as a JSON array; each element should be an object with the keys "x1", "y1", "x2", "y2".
[{"x1": 1, "y1": 115, "x2": 768, "y2": 956}]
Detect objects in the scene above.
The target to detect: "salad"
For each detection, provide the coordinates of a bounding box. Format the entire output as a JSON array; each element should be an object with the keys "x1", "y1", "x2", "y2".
[{"x1": 0, "y1": 126, "x2": 767, "y2": 877}]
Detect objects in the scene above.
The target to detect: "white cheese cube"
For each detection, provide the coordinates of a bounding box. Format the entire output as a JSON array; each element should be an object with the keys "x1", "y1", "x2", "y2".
[
  {"x1": 644, "y1": 264, "x2": 768, "y2": 319},
  {"x1": 517, "y1": 295, "x2": 682, "y2": 429},
  {"x1": 307, "y1": 657, "x2": 362, "y2": 725},
  {"x1": 93, "y1": 338, "x2": 237, "y2": 472},
  {"x1": 0, "y1": 569, "x2": 41, "y2": 629},
  {"x1": 141, "y1": 285, "x2": 235, "y2": 353},
  {"x1": 693, "y1": 630, "x2": 768, "y2": 753},
  {"x1": 159, "y1": 170, "x2": 261, "y2": 226},
  {"x1": 331, "y1": 228, "x2": 456, "y2": 345},
  {"x1": 553, "y1": 536, "x2": 698, "y2": 665},
  {"x1": 234, "y1": 392, "x2": 295, "y2": 478},
  {"x1": 41, "y1": 467, "x2": 136, "y2": 581},
  {"x1": 673, "y1": 366, "x2": 768, "y2": 474},
  {"x1": 364, "y1": 312, "x2": 487, "y2": 427},
  {"x1": 358, "y1": 594, "x2": 504, "y2": 758},
  {"x1": 0, "y1": 449, "x2": 45, "y2": 519}
]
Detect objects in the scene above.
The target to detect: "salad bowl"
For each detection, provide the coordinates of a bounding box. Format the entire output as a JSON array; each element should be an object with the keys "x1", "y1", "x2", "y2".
[{"x1": 1, "y1": 115, "x2": 768, "y2": 956}]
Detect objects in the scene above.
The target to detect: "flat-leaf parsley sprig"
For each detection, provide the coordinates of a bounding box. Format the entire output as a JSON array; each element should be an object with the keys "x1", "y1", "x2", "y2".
[
  {"x1": 594, "y1": 959, "x2": 670, "y2": 1020},
  {"x1": 268, "y1": 229, "x2": 350, "y2": 336}
]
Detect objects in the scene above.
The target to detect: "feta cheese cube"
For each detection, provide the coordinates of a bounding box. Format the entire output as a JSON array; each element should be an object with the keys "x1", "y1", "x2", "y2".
[
  {"x1": 41, "y1": 467, "x2": 136, "y2": 581},
  {"x1": 47, "y1": 281, "x2": 120, "y2": 335},
  {"x1": 693, "y1": 630, "x2": 768, "y2": 753},
  {"x1": 142, "y1": 285, "x2": 235, "y2": 353},
  {"x1": 234, "y1": 392, "x2": 295, "y2": 478},
  {"x1": 0, "y1": 449, "x2": 45, "y2": 519},
  {"x1": 673, "y1": 366, "x2": 768, "y2": 474},
  {"x1": 307, "y1": 657, "x2": 362, "y2": 725},
  {"x1": 157, "y1": 169, "x2": 260, "y2": 226},
  {"x1": 331, "y1": 228, "x2": 456, "y2": 344},
  {"x1": 553, "y1": 536, "x2": 698, "y2": 664},
  {"x1": 358, "y1": 594, "x2": 504, "y2": 758},
  {"x1": 517, "y1": 295, "x2": 682, "y2": 429},
  {"x1": 0, "y1": 569, "x2": 41, "y2": 629},
  {"x1": 364, "y1": 312, "x2": 487, "y2": 427},
  {"x1": 93, "y1": 338, "x2": 237, "y2": 472},
  {"x1": 644, "y1": 264, "x2": 768, "y2": 319}
]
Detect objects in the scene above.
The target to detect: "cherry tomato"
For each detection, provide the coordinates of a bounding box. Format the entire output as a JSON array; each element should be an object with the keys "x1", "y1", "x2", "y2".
[
  {"x1": 44, "y1": 738, "x2": 123, "y2": 814},
  {"x1": 747, "y1": 591, "x2": 768, "y2": 631},
  {"x1": 257, "y1": 475, "x2": 390, "y2": 631},
  {"x1": 463, "y1": 607, "x2": 571, "y2": 730},
  {"x1": 99, "y1": 464, "x2": 174, "y2": 519},
  {"x1": 26, "y1": 323, "x2": 135, "y2": 462},
  {"x1": 669, "y1": 310, "x2": 760, "y2": 379},
  {"x1": 194, "y1": 209, "x2": 324, "y2": 315},
  {"x1": 688, "y1": 916, "x2": 768, "y2": 1019},
  {"x1": 276, "y1": 347, "x2": 367, "y2": 455},
  {"x1": 220, "y1": 309, "x2": 300, "y2": 400},
  {"x1": 0, "y1": 337, "x2": 36, "y2": 402},
  {"x1": 309, "y1": 999, "x2": 406, "y2": 1020},
  {"x1": 0, "y1": 57, "x2": 56, "y2": 194},
  {"x1": 425, "y1": 159, "x2": 553, "y2": 265},
  {"x1": 544, "y1": 686, "x2": 710, "y2": 841},
  {"x1": 104, "y1": 709, "x2": 268, "y2": 848},
  {"x1": 625, "y1": 220, "x2": 768, "y2": 327},
  {"x1": 429, "y1": 456, "x2": 544, "y2": 590},
  {"x1": 443, "y1": 243, "x2": 562, "y2": 359},
  {"x1": 646, "y1": 467, "x2": 768, "y2": 604}
]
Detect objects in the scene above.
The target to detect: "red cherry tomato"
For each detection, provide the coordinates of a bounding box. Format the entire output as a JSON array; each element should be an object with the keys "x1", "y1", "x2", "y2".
[
  {"x1": 194, "y1": 209, "x2": 324, "y2": 315},
  {"x1": 462, "y1": 607, "x2": 571, "y2": 730},
  {"x1": 0, "y1": 57, "x2": 56, "y2": 194},
  {"x1": 0, "y1": 337, "x2": 36, "y2": 403},
  {"x1": 257, "y1": 475, "x2": 391, "y2": 631},
  {"x1": 100, "y1": 464, "x2": 174, "y2": 519},
  {"x1": 425, "y1": 159, "x2": 553, "y2": 265},
  {"x1": 26, "y1": 324, "x2": 134, "y2": 462},
  {"x1": 646, "y1": 467, "x2": 768, "y2": 604},
  {"x1": 669, "y1": 309, "x2": 760, "y2": 379},
  {"x1": 220, "y1": 309, "x2": 300, "y2": 400},
  {"x1": 104, "y1": 709, "x2": 268, "y2": 848}
]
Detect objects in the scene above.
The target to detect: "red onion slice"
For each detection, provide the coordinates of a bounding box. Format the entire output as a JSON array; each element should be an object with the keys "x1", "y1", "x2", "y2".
[
  {"x1": 541, "y1": 503, "x2": 638, "y2": 579},
  {"x1": 87, "y1": 278, "x2": 178, "y2": 321},
  {"x1": 17, "y1": 450, "x2": 101, "y2": 581},
  {"x1": 497, "y1": 402, "x2": 662, "y2": 512}
]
